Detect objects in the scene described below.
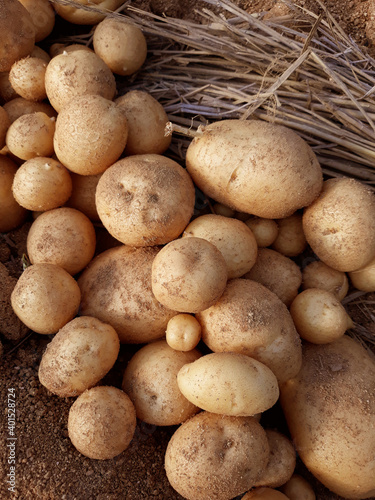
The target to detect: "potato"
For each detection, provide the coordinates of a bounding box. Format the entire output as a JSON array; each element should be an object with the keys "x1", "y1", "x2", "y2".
[
  {"x1": 6, "y1": 112, "x2": 55, "y2": 160},
  {"x1": 93, "y1": 18, "x2": 147, "y2": 76},
  {"x1": 0, "y1": 105, "x2": 10, "y2": 149},
  {"x1": 18, "y1": 0, "x2": 55, "y2": 42},
  {"x1": 3, "y1": 97, "x2": 56, "y2": 123},
  {"x1": 54, "y1": 95, "x2": 128, "y2": 175},
  {"x1": 182, "y1": 214, "x2": 258, "y2": 279},
  {"x1": 0, "y1": 155, "x2": 28, "y2": 232},
  {"x1": 9, "y1": 57, "x2": 47, "y2": 102},
  {"x1": 197, "y1": 279, "x2": 302, "y2": 384},
  {"x1": 242, "y1": 488, "x2": 289, "y2": 500},
  {"x1": 348, "y1": 256, "x2": 375, "y2": 292},
  {"x1": 245, "y1": 217, "x2": 279, "y2": 247},
  {"x1": 280, "y1": 335, "x2": 375, "y2": 498},
  {"x1": 0, "y1": 72, "x2": 19, "y2": 103},
  {"x1": 30, "y1": 46, "x2": 51, "y2": 64},
  {"x1": 122, "y1": 340, "x2": 201, "y2": 426},
  {"x1": 177, "y1": 352, "x2": 279, "y2": 416},
  {"x1": 303, "y1": 177, "x2": 375, "y2": 272},
  {"x1": 302, "y1": 260, "x2": 349, "y2": 300},
  {"x1": 243, "y1": 248, "x2": 302, "y2": 306},
  {"x1": 115, "y1": 90, "x2": 172, "y2": 155},
  {"x1": 213, "y1": 203, "x2": 235, "y2": 218},
  {"x1": 151, "y1": 237, "x2": 228, "y2": 313},
  {"x1": 280, "y1": 475, "x2": 316, "y2": 500},
  {"x1": 68, "y1": 386, "x2": 136, "y2": 460},
  {"x1": 78, "y1": 245, "x2": 178, "y2": 343},
  {"x1": 166, "y1": 314, "x2": 201, "y2": 351},
  {"x1": 96, "y1": 154, "x2": 195, "y2": 246},
  {"x1": 65, "y1": 172, "x2": 101, "y2": 221},
  {"x1": 38, "y1": 316, "x2": 120, "y2": 397},
  {"x1": 271, "y1": 212, "x2": 307, "y2": 257},
  {"x1": 0, "y1": 0, "x2": 35, "y2": 72},
  {"x1": 49, "y1": 43, "x2": 93, "y2": 58},
  {"x1": 165, "y1": 411, "x2": 270, "y2": 500},
  {"x1": 12, "y1": 157, "x2": 72, "y2": 211},
  {"x1": 11, "y1": 263, "x2": 81, "y2": 334},
  {"x1": 186, "y1": 120, "x2": 323, "y2": 218},
  {"x1": 54, "y1": 0, "x2": 124, "y2": 25}
]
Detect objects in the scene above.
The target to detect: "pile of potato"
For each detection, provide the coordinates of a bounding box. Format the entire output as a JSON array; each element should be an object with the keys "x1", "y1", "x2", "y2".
[{"x1": 1, "y1": 1, "x2": 375, "y2": 499}]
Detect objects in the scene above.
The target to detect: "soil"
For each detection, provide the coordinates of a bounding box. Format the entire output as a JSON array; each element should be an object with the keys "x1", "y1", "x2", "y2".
[{"x1": 1, "y1": 1, "x2": 375, "y2": 500}]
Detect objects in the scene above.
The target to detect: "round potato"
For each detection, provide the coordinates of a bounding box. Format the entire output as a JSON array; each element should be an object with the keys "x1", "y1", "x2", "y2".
[
  {"x1": 38, "y1": 316, "x2": 120, "y2": 397},
  {"x1": 245, "y1": 217, "x2": 279, "y2": 248},
  {"x1": 213, "y1": 203, "x2": 235, "y2": 218},
  {"x1": 348, "y1": 256, "x2": 375, "y2": 292},
  {"x1": 3, "y1": 97, "x2": 56, "y2": 123},
  {"x1": 242, "y1": 488, "x2": 289, "y2": 500},
  {"x1": 30, "y1": 46, "x2": 51, "y2": 64},
  {"x1": 54, "y1": 0, "x2": 124, "y2": 25},
  {"x1": 18, "y1": 0, "x2": 55, "y2": 42},
  {"x1": 0, "y1": 155, "x2": 28, "y2": 232},
  {"x1": 186, "y1": 120, "x2": 323, "y2": 218},
  {"x1": 68, "y1": 386, "x2": 136, "y2": 460},
  {"x1": 49, "y1": 43, "x2": 93, "y2": 58},
  {"x1": 165, "y1": 314, "x2": 201, "y2": 351},
  {"x1": 280, "y1": 475, "x2": 316, "y2": 500},
  {"x1": 65, "y1": 172, "x2": 101, "y2": 221},
  {"x1": 271, "y1": 212, "x2": 307, "y2": 257},
  {"x1": 165, "y1": 411, "x2": 270, "y2": 500},
  {"x1": 9, "y1": 57, "x2": 47, "y2": 102},
  {"x1": 11, "y1": 263, "x2": 81, "y2": 334},
  {"x1": 96, "y1": 154, "x2": 195, "y2": 246},
  {"x1": 302, "y1": 260, "x2": 349, "y2": 301}
]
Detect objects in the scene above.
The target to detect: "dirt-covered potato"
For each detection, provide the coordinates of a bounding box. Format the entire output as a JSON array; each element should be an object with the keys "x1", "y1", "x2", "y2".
[
  {"x1": 68, "y1": 386, "x2": 136, "y2": 460},
  {"x1": 45, "y1": 50, "x2": 116, "y2": 112},
  {"x1": 348, "y1": 256, "x2": 375, "y2": 292},
  {"x1": 9, "y1": 57, "x2": 47, "y2": 102},
  {"x1": 280, "y1": 335, "x2": 375, "y2": 499},
  {"x1": 186, "y1": 120, "x2": 323, "y2": 218},
  {"x1": 78, "y1": 245, "x2": 178, "y2": 343},
  {"x1": 3, "y1": 97, "x2": 56, "y2": 123},
  {"x1": 115, "y1": 90, "x2": 172, "y2": 155},
  {"x1": 177, "y1": 352, "x2": 279, "y2": 416},
  {"x1": 96, "y1": 154, "x2": 195, "y2": 246},
  {"x1": 280, "y1": 475, "x2": 316, "y2": 500},
  {"x1": 93, "y1": 18, "x2": 147, "y2": 76},
  {"x1": 165, "y1": 314, "x2": 201, "y2": 351},
  {"x1": 0, "y1": 105, "x2": 10, "y2": 149},
  {"x1": 0, "y1": 155, "x2": 28, "y2": 232},
  {"x1": 11, "y1": 263, "x2": 81, "y2": 334},
  {"x1": 165, "y1": 411, "x2": 270, "y2": 500},
  {"x1": 122, "y1": 340, "x2": 201, "y2": 426},
  {"x1": 151, "y1": 237, "x2": 228, "y2": 313},
  {"x1": 54, "y1": 0, "x2": 124, "y2": 25},
  {"x1": 242, "y1": 488, "x2": 289, "y2": 500},
  {"x1": 302, "y1": 260, "x2": 349, "y2": 301},
  {"x1": 65, "y1": 172, "x2": 101, "y2": 221},
  {"x1": 245, "y1": 217, "x2": 279, "y2": 248},
  {"x1": 243, "y1": 248, "x2": 302, "y2": 306},
  {"x1": 12, "y1": 157, "x2": 72, "y2": 211},
  {"x1": 39, "y1": 316, "x2": 120, "y2": 397},
  {"x1": 26, "y1": 207, "x2": 96, "y2": 275},
  {"x1": 271, "y1": 212, "x2": 307, "y2": 257},
  {"x1": 18, "y1": 0, "x2": 55, "y2": 42},
  {"x1": 197, "y1": 279, "x2": 302, "y2": 384},
  {"x1": 303, "y1": 177, "x2": 375, "y2": 272},
  {"x1": 54, "y1": 95, "x2": 128, "y2": 175}
]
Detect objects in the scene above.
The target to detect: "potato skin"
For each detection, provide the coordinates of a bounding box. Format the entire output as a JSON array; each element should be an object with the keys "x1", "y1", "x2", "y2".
[
  {"x1": 280, "y1": 335, "x2": 375, "y2": 499},
  {"x1": 186, "y1": 120, "x2": 322, "y2": 218},
  {"x1": 0, "y1": 155, "x2": 28, "y2": 232}
]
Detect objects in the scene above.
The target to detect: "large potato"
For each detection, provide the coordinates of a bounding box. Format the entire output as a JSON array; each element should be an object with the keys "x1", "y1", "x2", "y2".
[
  {"x1": 186, "y1": 120, "x2": 323, "y2": 218},
  {"x1": 280, "y1": 335, "x2": 375, "y2": 499}
]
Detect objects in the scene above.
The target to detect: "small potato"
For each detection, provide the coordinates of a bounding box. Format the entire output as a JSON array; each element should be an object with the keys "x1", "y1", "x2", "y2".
[
  {"x1": 272, "y1": 212, "x2": 307, "y2": 257},
  {"x1": 26, "y1": 207, "x2": 96, "y2": 276},
  {"x1": 0, "y1": 105, "x2": 10, "y2": 149},
  {"x1": 65, "y1": 172, "x2": 101, "y2": 221},
  {"x1": 6, "y1": 112, "x2": 55, "y2": 160},
  {"x1": 12, "y1": 157, "x2": 72, "y2": 211},
  {"x1": 242, "y1": 488, "x2": 289, "y2": 500},
  {"x1": 18, "y1": 0, "x2": 55, "y2": 42},
  {"x1": 165, "y1": 411, "x2": 270, "y2": 500},
  {"x1": 30, "y1": 46, "x2": 51, "y2": 64},
  {"x1": 3, "y1": 97, "x2": 56, "y2": 123},
  {"x1": 68, "y1": 386, "x2": 136, "y2": 460},
  {"x1": 54, "y1": 0, "x2": 124, "y2": 25},
  {"x1": 166, "y1": 314, "x2": 201, "y2": 351},
  {"x1": 93, "y1": 18, "x2": 147, "y2": 76},
  {"x1": 11, "y1": 263, "x2": 81, "y2": 334},
  {"x1": 245, "y1": 217, "x2": 279, "y2": 248},
  {"x1": 115, "y1": 91, "x2": 171, "y2": 155},
  {"x1": 302, "y1": 260, "x2": 349, "y2": 301},
  {"x1": 183, "y1": 214, "x2": 258, "y2": 279},
  {"x1": 38, "y1": 316, "x2": 120, "y2": 397},
  {"x1": 177, "y1": 352, "x2": 279, "y2": 416},
  {"x1": 290, "y1": 288, "x2": 353, "y2": 344},
  {"x1": 151, "y1": 237, "x2": 228, "y2": 313},
  {"x1": 0, "y1": 155, "x2": 28, "y2": 232},
  {"x1": 213, "y1": 203, "x2": 235, "y2": 217},
  {"x1": 348, "y1": 256, "x2": 375, "y2": 292},
  {"x1": 122, "y1": 340, "x2": 201, "y2": 426},
  {"x1": 9, "y1": 57, "x2": 47, "y2": 102},
  {"x1": 243, "y1": 248, "x2": 302, "y2": 306},
  {"x1": 280, "y1": 475, "x2": 316, "y2": 500}
]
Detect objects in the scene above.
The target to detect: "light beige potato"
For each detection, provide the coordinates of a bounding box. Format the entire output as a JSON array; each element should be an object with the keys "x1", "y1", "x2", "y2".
[
  {"x1": 0, "y1": 72, "x2": 19, "y2": 102},
  {"x1": 122, "y1": 340, "x2": 201, "y2": 426},
  {"x1": 151, "y1": 237, "x2": 228, "y2": 313},
  {"x1": 245, "y1": 217, "x2": 279, "y2": 247},
  {"x1": 349, "y1": 256, "x2": 375, "y2": 292},
  {"x1": 165, "y1": 411, "x2": 270, "y2": 500},
  {"x1": 96, "y1": 154, "x2": 195, "y2": 246},
  {"x1": 30, "y1": 46, "x2": 51, "y2": 64},
  {"x1": 177, "y1": 352, "x2": 279, "y2": 416},
  {"x1": 18, "y1": 0, "x2": 55, "y2": 42},
  {"x1": 65, "y1": 172, "x2": 101, "y2": 221},
  {"x1": 68, "y1": 386, "x2": 136, "y2": 460},
  {"x1": 272, "y1": 212, "x2": 306, "y2": 257},
  {"x1": 78, "y1": 245, "x2": 178, "y2": 343},
  {"x1": 0, "y1": 155, "x2": 28, "y2": 232},
  {"x1": 54, "y1": 95, "x2": 127, "y2": 175},
  {"x1": 166, "y1": 314, "x2": 201, "y2": 351},
  {"x1": 11, "y1": 263, "x2": 81, "y2": 334},
  {"x1": 27, "y1": 207, "x2": 96, "y2": 276},
  {"x1": 3, "y1": 97, "x2": 56, "y2": 123},
  {"x1": 0, "y1": 105, "x2": 10, "y2": 149},
  {"x1": 45, "y1": 50, "x2": 116, "y2": 113},
  {"x1": 6, "y1": 111, "x2": 55, "y2": 160},
  {"x1": 303, "y1": 177, "x2": 375, "y2": 272},
  {"x1": 280, "y1": 335, "x2": 375, "y2": 499},
  {"x1": 280, "y1": 475, "x2": 316, "y2": 500},
  {"x1": 38, "y1": 316, "x2": 120, "y2": 397},
  {"x1": 244, "y1": 248, "x2": 302, "y2": 306},
  {"x1": 197, "y1": 279, "x2": 302, "y2": 384},
  {"x1": 0, "y1": 0, "x2": 35, "y2": 72},
  {"x1": 302, "y1": 260, "x2": 349, "y2": 300},
  {"x1": 186, "y1": 120, "x2": 323, "y2": 218},
  {"x1": 115, "y1": 91, "x2": 171, "y2": 155},
  {"x1": 54, "y1": 0, "x2": 124, "y2": 25},
  {"x1": 93, "y1": 18, "x2": 147, "y2": 76},
  {"x1": 12, "y1": 157, "x2": 72, "y2": 211},
  {"x1": 242, "y1": 488, "x2": 289, "y2": 500},
  {"x1": 49, "y1": 43, "x2": 93, "y2": 58},
  {"x1": 9, "y1": 57, "x2": 47, "y2": 102},
  {"x1": 182, "y1": 214, "x2": 258, "y2": 279},
  {"x1": 290, "y1": 288, "x2": 353, "y2": 344}
]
